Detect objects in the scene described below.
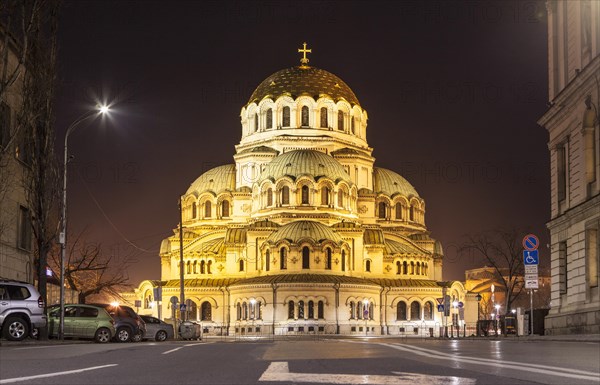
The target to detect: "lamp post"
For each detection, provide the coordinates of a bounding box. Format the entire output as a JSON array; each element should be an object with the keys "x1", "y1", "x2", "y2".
[
  {"x1": 475, "y1": 293, "x2": 482, "y2": 336},
  {"x1": 494, "y1": 304, "x2": 501, "y2": 335},
  {"x1": 59, "y1": 105, "x2": 109, "y2": 340}
]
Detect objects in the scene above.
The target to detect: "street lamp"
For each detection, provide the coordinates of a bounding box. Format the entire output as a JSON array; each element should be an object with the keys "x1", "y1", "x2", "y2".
[
  {"x1": 363, "y1": 299, "x2": 369, "y2": 336},
  {"x1": 475, "y1": 293, "x2": 482, "y2": 336},
  {"x1": 494, "y1": 304, "x2": 501, "y2": 335},
  {"x1": 59, "y1": 105, "x2": 110, "y2": 340}
]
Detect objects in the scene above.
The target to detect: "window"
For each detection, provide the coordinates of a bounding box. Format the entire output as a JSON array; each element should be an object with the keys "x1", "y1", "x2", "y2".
[
  {"x1": 192, "y1": 202, "x2": 197, "y2": 218},
  {"x1": 318, "y1": 301, "x2": 324, "y2": 319},
  {"x1": 424, "y1": 301, "x2": 433, "y2": 320},
  {"x1": 0, "y1": 102, "x2": 10, "y2": 148},
  {"x1": 242, "y1": 302, "x2": 248, "y2": 320},
  {"x1": 410, "y1": 261, "x2": 415, "y2": 274},
  {"x1": 254, "y1": 113, "x2": 259, "y2": 132},
  {"x1": 587, "y1": 228, "x2": 598, "y2": 288},
  {"x1": 301, "y1": 106, "x2": 309, "y2": 126},
  {"x1": 204, "y1": 201, "x2": 211, "y2": 218},
  {"x1": 341, "y1": 250, "x2": 346, "y2": 271},
  {"x1": 298, "y1": 300, "x2": 305, "y2": 319},
  {"x1": 308, "y1": 300, "x2": 315, "y2": 319},
  {"x1": 239, "y1": 259, "x2": 245, "y2": 272},
  {"x1": 349, "y1": 301, "x2": 356, "y2": 319},
  {"x1": 337, "y1": 190, "x2": 343, "y2": 207},
  {"x1": 200, "y1": 260, "x2": 206, "y2": 274},
  {"x1": 266, "y1": 108, "x2": 273, "y2": 129},
  {"x1": 396, "y1": 261, "x2": 401, "y2": 274},
  {"x1": 351, "y1": 116, "x2": 355, "y2": 134},
  {"x1": 410, "y1": 301, "x2": 421, "y2": 320},
  {"x1": 193, "y1": 261, "x2": 198, "y2": 274},
  {"x1": 325, "y1": 248, "x2": 332, "y2": 270},
  {"x1": 201, "y1": 302, "x2": 212, "y2": 321},
  {"x1": 207, "y1": 260, "x2": 212, "y2": 274},
  {"x1": 302, "y1": 246, "x2": 310, "y2": 269},
  {"x1": 265, "y1": 250, "x2": 270, "y2": 271},
  {"x1": 338, "y1": 111, "x2": 344, "y2": 130},
  {"x1": 280, "y1": 248, "x2": 287, "y2": 270},
  {"x1": 281, "y1": 186, "x2": 290, "y2": 205},
  {"x1": 397, "y1": 301, "x2": 407, "y2": 321},
  {"x1": 267, "y1": 188, "x2": 273, "y2": 206},
  {"x1": 365, "y1": 260, "x2": 371, "y2": 272},
  {"x1": 288, "y1": 301, "x2": 295, "y2": 319},
  {"x1": 80, "y1": 307, "x2": 99, "y2": 317},
  {"x1": 409, "y1": 206, "x2": 415, "y2": 221},
  {"x1": 282, "y1": 106, "x2": 290, "y2": 127},
  {"x1": 186, "y1": 261, "x2": 191, "y2": 274},
  {"x1": 320, "y1": 107, "x2": 328, "y2": 128},
  {"x1": 221, "y1": 200, "x2": 230, "y2": 217},
  {"x1": 395, "y1": 203, "x2": 402, "y2": 219},
  {"x1": 237, "y1": 303, "x2": 242, "y2": 320},
  {"x1": 378, "y1": 202, "x2": 386, "y2": 219},
  {"x1": 559, "y1": 242, "x2": 567, "y2": 294},
  {"x1": 301, "y1": 185, "x2": 309, "y2": 204},
  {"x1": 403, "y1": 261, "x2": 408, "y2": 274},
  {"x1": 557, "y1": 144, "x2": 567, "y2": 202},
  {"x1": 321, "y1": 187, "x2": 329, "y2": 205},
  {"x1": 416, "y1": 262, "x2": 421, "y2": 275},
  {"x1": 17, "y1": 206, "x2": 31, "y2": 250}
]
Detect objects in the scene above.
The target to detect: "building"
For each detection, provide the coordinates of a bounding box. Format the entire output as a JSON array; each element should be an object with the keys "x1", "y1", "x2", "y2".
[
  {"x1": 125, "y1": 45, "x2": 470, "y2": 336},
  {"x1": 538, "y1": 0, "x2": 600, "y2": 334},
  {"x1": 0, "y1": 28, "x2": 34, "y2": 283}
]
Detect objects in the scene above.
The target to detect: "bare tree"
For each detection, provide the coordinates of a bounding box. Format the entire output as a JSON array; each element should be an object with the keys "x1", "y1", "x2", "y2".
[
  {"x1": 460, "y1": 227, "x2": 526, "y2": 312},
  {"x1": 49, "y1": 230, "x2": 135, "y2": 304}
]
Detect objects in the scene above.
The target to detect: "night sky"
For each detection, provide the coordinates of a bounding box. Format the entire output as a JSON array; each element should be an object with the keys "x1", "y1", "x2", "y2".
[{"x1": 54, "y1": 0, "x2": 550, "y2": 286}]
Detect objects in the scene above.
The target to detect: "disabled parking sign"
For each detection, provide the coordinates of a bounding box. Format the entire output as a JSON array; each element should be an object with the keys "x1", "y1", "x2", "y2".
[{"x1": 523, "y1": 250, "x2": 539, "y2": 265}]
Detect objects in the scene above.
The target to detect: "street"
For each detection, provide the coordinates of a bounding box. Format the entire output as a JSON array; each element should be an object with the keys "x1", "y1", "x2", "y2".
[{"x1": 1, "y1": 338, "x2": 598, "y2": 384}]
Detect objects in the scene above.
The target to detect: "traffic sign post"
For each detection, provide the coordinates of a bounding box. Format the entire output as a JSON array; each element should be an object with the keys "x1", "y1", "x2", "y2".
[{"x1": 522, "y1": 234, "x2": 539, "y2": 335}]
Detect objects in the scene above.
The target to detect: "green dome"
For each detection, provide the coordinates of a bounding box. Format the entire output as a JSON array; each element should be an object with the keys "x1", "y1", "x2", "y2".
[
  {"x1": 186, "y1": 164, "x2": 236, "y2": 195},
  {"x1": 248, "y1": 66, "x2": 360, "y2": 106},
  {"x1": 266, "y1": 220, "x2": 342, "y2": 244},
  {"x1": 258, "y1": 150, "x2": 351, "y2": 184},
  {"x1": 373, "y1": 167, "x2": 419, "y2": 198}
]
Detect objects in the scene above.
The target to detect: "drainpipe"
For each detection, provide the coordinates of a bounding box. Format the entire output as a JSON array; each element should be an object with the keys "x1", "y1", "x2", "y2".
[
  {"x1": 219, "y1": 286, "x2": 225, "y2": 336},
  {"x1": 333, "y1": 282, "x2": 340, "y2": 334},
  {"x1": 225, "y1": 286, "x2": 231, "y2": 336},
  {"x1": 271, "y1": 283, "x2": 277, "y2": 335},
  {"x1": 379, "y1": 286, "x2": 385, "y2": 335},
  {"x1": 383, "y1": 287, "x2": 391, "y2": 334}
]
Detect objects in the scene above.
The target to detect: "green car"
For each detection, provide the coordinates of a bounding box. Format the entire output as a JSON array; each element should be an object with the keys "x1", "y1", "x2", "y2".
[{"x1": 48, "y1": 304, "x2": 116, "y2": 343}]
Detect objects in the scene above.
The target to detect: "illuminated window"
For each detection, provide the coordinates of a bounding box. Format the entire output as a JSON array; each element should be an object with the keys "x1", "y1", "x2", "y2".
[
  {"x1": 410, "y1": 301, "x2": 421, "y2": 320},
  {"x1": 308, "y1": 300, "x2": 315, "y2": 319},
  {"x1": 320, "y1": 107, "x2": 328, "y2": 128},
  {"x1": 201, "y1": 302, "x2": 212, "y2": 321},
  {"x1": 338, "y1": 111, "x2": 344, "y2": 130},
  {"x1": 301, "y1": 106, "x2": 309, "y2": 126},
  {"x1": 298, "y1": 300, "x2": 305, "y2": 318},
  {"x1": 281, "y1": 186, "x2": 290, "y2": 205},
  {"x1": 282, "y1": 106, "x2": 290, "y2": 127},
  {"x1": 301, "y1": 185, "x2": 309, "y2": 204},
  {"x1": 288, "y1": 301, "x2": 295, "y2": 319}
]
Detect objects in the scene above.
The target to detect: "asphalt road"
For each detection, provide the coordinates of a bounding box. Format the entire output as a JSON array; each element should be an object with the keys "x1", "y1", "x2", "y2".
[{"x1": 0, "y1": 337, "x2": 598, "y2": 384}]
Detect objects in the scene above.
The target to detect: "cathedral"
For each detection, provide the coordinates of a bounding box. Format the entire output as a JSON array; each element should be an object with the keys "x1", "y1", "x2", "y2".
[{"x1": 124, "y1": 44, "x2": 471, "y2": 336}]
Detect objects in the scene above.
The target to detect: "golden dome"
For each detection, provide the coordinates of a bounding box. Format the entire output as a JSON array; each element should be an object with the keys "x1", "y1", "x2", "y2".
[
  {"x1": 258, "y1": 150, "x2": 352, "y2": 184},
  {"x1": 186, "y1": 164, "x2": 236, "y2": 196},
  {"x1": 373, "y1": 167, "x2": 419, "y2": 198},
  {"x1": 247, "y1": 66, "x2": 360, "y2": 106},
  {"x1": 266, "y1": 220, "x2": 343, "y2": 244}
]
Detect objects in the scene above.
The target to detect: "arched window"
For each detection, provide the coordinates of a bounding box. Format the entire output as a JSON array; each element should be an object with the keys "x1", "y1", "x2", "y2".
[
  {"x1": 365, "y1": 260, "x2": 371, "y2": 272},
  {"x1": 282, "y1": 106, "x2": 290, "y2": 127},
  {"x1": 239, "y1": 259, "x2": 244, "y2": 272},
  {"x1": 378, "y1": 202, "x2": 386, "y2": 219},
  {"x1": 320, "y1": 107, "x2": 328, "y2": 128},
  {"x1": 357, "y1": 301, "x2": 363, "y2": 320},
  {"x1": 267, "y1": 188, "x2": 273, "y2": 206},
  {"x1": 351, "y1": 116, "x2": 355, "y2": 134},
  {"x1": 318, "y1": 301, "x2": 324, "y2": 319},
  {"x1": 424, "y1": 301, "x2": 433, "y2": 320},
  {"x1": 409, "y1": 205, "x2": 415, "y2": 221},
  {"x1": 337, "y1": 190, "x2": 343, "y2": 207},
  {"x1": 338, "y1": 111, "x2": 344, "y2": 130},
  {"x1": 192, "y1": 202, "x2": 197, "y2": 218},
  {"x1": 321, "y1": 186, "x2": 329, "y2": 205},
  {"x1": 325, "y1": 248, "x2": 332, "y2": 270},
  {"x1": 204, "y1": 201, "x2": 211, "y2": 218},
  {"x1": 193, "y1": 261, "x2": 197, "y2": 274},
  {"x1": 186, "y1": 261, "x2": 191, "y2": 274},
  {"x1": 302, "y1": 246, "x2": 310, "y2": 269},
  {"x1": 254, "y1": 113, "x2": 258, "y2": 132},
  {"x1": 416, "y1": 262, "x2": 421, "y2": 275},
  {"x1": 396, "y1": 261, "x2": 401, "y2": 275},
  {"x1": 410, "y1": 261, "x2": 415, "y2": 275},
  {"x1": 266, "y1": 108, "x2": 273, "y2": 129},
  {"x1": 281, "y1": 186, "x2": 289, "y2": 205},
  {"x1": 349, "y1": 301, "x2": 355, "y2": 319},
  {"x1": 395, "y1": 203, "x2": 402, "y2": 220},
  {"x1": 410, "y1": 301, "x2": 421, "y2": 320},
  {"x1": 280, "y1": 248, "x2": 287, "y2": 270},
  {"x1": 301, "y1": 185, "x2": 309, "y2": 204},
  {"x1": 242, "y1": 302, "x2": 248, "y2": 320},
  {"x1": 256, "y1": 301, "x2": 262, "y2": 319},
  {"x1": 369, "y1": 302, "x2": 374, "y2": 320},
  {"x1": 207, "y1": 260, "x2": 212, "y2": 274},
  {"x1": 298, "y1": 300, "x2": 305, "y2": 319},
  {"x1": 288, "y1": 301, "x2": 295, "y2": 319},
  {"x1": 200, "y1": 260, "x2": 206, "y2": 274},
  {"x1": 308, "y1": 300, "x2": 315, "y2": 319},
  {"x1": 403, "y1": 261, "x2": 408, "y2": 275},
  {"x1": 341, "y1": 250, "x2": 346, "y2": 271},
  {"x1": 201, "y1": 301, "x2": 212, "y2": 321},
  {"x1": 236, "y1": 303, "x2": 242, "y2": 320},
  {"x1": 424, "y1": 263, "x2": 428, "y2": 275},
  {"x1": 397, "y1": 301, "x2": 407, "y2": 320},
  {"x1": 221, "y1": 200, "x2": 230, "y2": 218},
  {"x1": 301, "y1": 106, "x2": 309, "y2": 126},
  {"x1": 265, "y1": 250, "x2": 270, "y2": 271}
]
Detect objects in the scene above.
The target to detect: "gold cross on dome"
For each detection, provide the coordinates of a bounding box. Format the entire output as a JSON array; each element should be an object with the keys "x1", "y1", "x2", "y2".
[{"x1": 298, "y1": 42, "x2": 311, "y2": 66}]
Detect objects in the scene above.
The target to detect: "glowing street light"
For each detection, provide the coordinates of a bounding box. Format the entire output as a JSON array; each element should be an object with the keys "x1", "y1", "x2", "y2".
[{"x1": 59, "y1": 105, "x2": 110, "y2": 340}]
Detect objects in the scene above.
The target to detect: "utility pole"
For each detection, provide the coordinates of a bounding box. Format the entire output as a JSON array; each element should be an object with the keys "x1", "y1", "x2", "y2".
[{"x1": 179, "y1": 197, "x2": 186, "y2": 322}]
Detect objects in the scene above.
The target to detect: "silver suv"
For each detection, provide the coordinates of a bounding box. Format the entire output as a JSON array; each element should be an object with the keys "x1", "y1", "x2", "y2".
[{"x1": 0, "y1": 279, "x2": 47, "y2": 341}]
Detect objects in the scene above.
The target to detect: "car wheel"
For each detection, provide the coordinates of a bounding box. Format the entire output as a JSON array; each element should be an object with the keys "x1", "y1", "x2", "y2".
[
  {"x1": 116, "y1": 327, "x2": 132, "y2": 342},
  {"x1": 95, "y1": 327, "x2": 111, "y2": 343},
  {"x1": 132, "y1": 332, "x2": 142, "y2": 342},
  {"x1": 2, "y1": 316, "x2": 29, "y2": 341},
  {"x1": 155, "y1": 330, "x2": 168, "y2": 342}
]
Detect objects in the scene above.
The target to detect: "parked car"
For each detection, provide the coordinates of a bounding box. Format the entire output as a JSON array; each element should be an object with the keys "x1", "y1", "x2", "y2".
[
  {"x1": 47, "y1": 304, "x2": 115, "y2": 343},
  {"x1": 0, "y1": 279, "x2": 46, "y2": 341},
  {"x1": 89, "y1": 303, "x2": 145, "y2": 342},
  {"x1": 138, "y1": 315, "x2": 174, "y2": 342}
]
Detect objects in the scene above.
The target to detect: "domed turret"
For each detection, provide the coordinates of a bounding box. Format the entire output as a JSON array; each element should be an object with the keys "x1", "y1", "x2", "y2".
[
  {"x1": 266, "y1": 220, "x2": 343, "y2": 244},
  {"x1": 373, "y1": 167, "x2": 419, "y2": 198},
  {"x1": 186, "y1": 164, "x2": 236, "y2": 196},
  {"x1": 258, "y1": 149, "x2": 352, "y2": 184}
]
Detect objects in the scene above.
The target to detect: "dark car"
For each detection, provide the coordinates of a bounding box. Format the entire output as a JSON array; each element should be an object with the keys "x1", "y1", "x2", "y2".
[
  {"x1": 138, "y1": 315, "x2": 174, "y2": 342},
  {"x1": 90, "y1": 303, "x2": 145, "y2": 342}
]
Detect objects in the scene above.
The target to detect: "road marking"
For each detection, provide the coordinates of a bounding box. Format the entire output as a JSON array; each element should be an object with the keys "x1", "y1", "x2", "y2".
[
  {"x1": 258, "y1": 361, "x2": 475, "y2": 384},
  {"x1": 380, "y1": 343, "x2": 600, "y2": 382},
  {"x1": 162, "y1": 342, "x2": 205, "y2": 355},
  {"x1": 0, "y1": 364, "x2": 117, "y2": 384},
  {"x1": 13, "y1": 344, "x2": 83, "y2": 350}
]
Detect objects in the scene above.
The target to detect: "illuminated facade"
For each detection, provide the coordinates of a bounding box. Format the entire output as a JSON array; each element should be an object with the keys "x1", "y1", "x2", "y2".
[
  {"x1": 126, "y1": 45, "x2": 470, "y2": 335},
  {"x1": 539, "y1": 1, "x2": 600, "y2": 334}
]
